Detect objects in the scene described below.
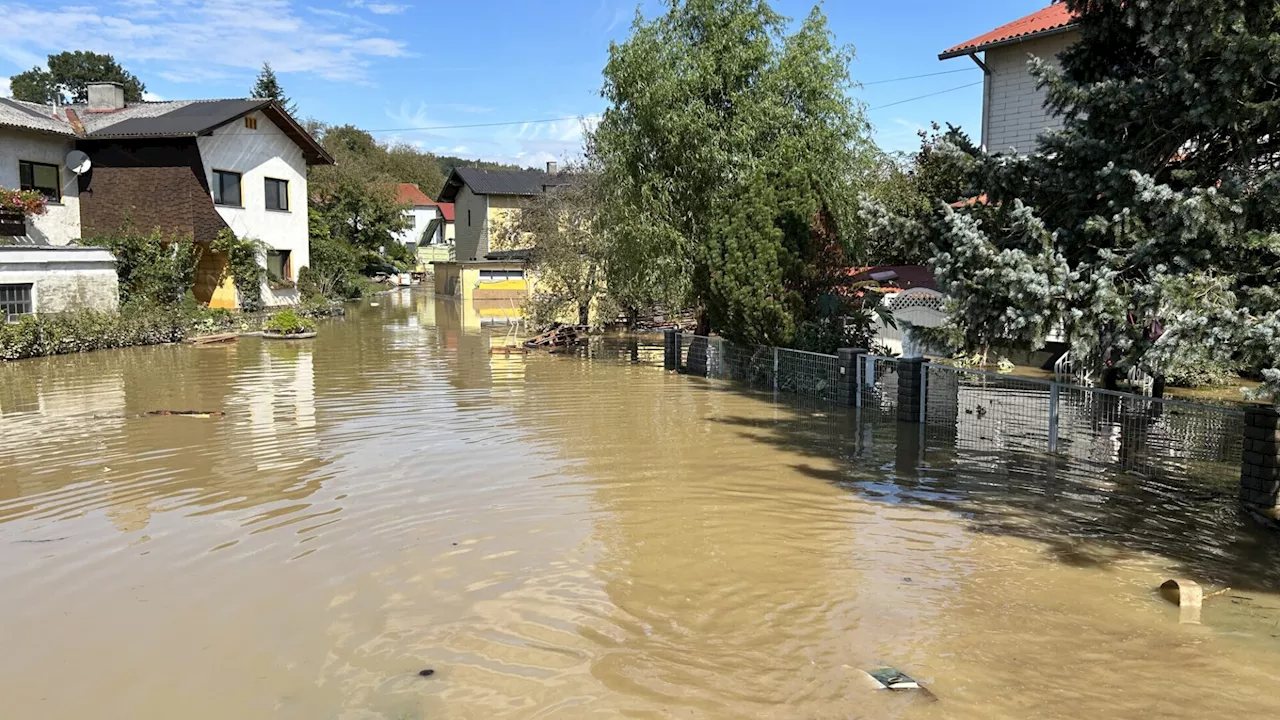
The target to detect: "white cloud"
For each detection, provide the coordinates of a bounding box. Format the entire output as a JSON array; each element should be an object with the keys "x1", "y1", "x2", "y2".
[
  {"x1": 365, "y1": 3, "x2": 406, "y2": 14},
  {"x1": 0, "y1": 77, "x2": 9, "y2": 98},
  {"x1": 141, "y1": 90, "x2": 163, "y2": 101},
  {"x1": 0, "y1": 0, "x2": 410, "y2": 82},
  {"x1": 385, "y1": 101, "x2": 600, "y2": 166}
]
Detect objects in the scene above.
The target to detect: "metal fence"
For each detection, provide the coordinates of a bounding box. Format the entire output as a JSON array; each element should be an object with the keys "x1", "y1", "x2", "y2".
[
  {"x1": 678, "y1": 335, "x2": 839, "y2": 401},
  {"x1": 925, "y1": 363, "x2": 1245, "y2": 478},
  {"x1": 668, "y1": 332, "x2": 1247, "y2": 482}
]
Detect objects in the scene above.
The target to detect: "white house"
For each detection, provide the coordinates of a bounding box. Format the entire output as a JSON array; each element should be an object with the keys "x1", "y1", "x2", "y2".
[
  {"x1": 939, "y1": 3, "x2": 1080, "y2": 154},
  {"x1": 393, "y1": 183, "x2": 447, "y2": 251},
  {"x1": 0, "y1": 82, "x2": 332, "y2": 313}
]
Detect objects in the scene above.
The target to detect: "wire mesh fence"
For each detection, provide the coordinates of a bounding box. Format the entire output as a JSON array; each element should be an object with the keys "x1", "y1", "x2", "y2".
[
  {"x1": 925, "y1": 363, "x2": 1245, "y2": 480},
  {"x1": 857, "y1": 355, "x2": 900, "y2": 415},
  {"x1": 667, "y1": 331, "x2": 1247, "y2": 485}
]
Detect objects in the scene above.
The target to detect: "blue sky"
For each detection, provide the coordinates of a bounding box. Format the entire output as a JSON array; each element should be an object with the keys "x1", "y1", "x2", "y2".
[{"x1": 0, "y1": 0, "x2": 1050, "y2": 165}]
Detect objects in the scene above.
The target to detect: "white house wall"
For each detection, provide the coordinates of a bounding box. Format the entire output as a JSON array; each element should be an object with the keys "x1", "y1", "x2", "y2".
[
  {"x1": 394, "y1": 205, "x2": 442, "y2": 246},
  {"x1": 981, "y1": 31, "x2": 1078, "y2": 154},
  {"x1": 0, "y1": 128, "x2": 81, "y2": 245},
  {"x1": 197, "y1": 110, "x2": 309, "y2": 306}
]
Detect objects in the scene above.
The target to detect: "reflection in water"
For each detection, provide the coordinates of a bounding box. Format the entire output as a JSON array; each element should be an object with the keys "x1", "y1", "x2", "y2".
[{"x1": 0, "y1": 294, "x2": 1279, "y2": 719}]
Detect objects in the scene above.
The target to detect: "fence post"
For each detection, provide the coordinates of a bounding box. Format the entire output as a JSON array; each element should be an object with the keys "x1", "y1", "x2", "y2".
[
  {"x1": 836, "y1": 348, "x2": 865, "y2": 407},
  {"x1": 1048, "y1": 382, "x2": 1060, "y2": 453},
  {"x1": 772, "y1": 346, "x2": 780, "y2": 392},
  {"x1": 897, "y1": 357, "x2": 926, "y2": 423},
  {"x1": 1241, "y1": 404, "x2": 1280, "y2": 517},
  {"x1": 663, "y1": 329, "x2": 680, "y2": 371}
]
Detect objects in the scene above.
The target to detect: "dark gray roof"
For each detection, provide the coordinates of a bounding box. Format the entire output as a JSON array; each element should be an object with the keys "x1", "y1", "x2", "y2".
[
  {"x1": 0, "y1": 97, "x2": 332, "y2": 165},
  {"x1": 85, "y1": 99, "x2": 264, "y2": 138},
  {"x1": 438, "y1": 167, "x2": 568, "y2": 201}
]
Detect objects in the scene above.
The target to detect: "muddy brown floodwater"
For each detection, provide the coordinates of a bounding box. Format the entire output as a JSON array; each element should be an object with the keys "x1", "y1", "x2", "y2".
[{"x1": 3, "y1": 291, "x2": 1280, "y2": 719}]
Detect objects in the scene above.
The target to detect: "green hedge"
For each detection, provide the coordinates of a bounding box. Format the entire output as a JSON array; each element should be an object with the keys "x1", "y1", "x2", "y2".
[{"x1": 0, "y1": 306, "x2": 203, "y2": 360}]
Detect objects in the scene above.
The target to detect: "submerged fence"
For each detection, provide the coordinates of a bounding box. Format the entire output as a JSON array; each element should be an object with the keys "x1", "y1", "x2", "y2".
[{"x1": 664, "y1": 330, "x2": 1278, "y2": 510}]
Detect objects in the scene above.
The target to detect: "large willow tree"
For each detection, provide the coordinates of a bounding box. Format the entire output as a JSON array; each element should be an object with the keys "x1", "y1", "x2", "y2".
[{"x1": 591, "y1": 0, "x2": 876, "y2": 346}]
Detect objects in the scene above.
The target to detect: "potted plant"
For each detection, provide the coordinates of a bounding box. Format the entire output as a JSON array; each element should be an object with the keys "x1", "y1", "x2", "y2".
[
  {"x1": 0, "y1": 188, "x2": 47, "y2": 236},
  {"x1": 261, "y1": 308, "x2": 317, "y2": 340}
]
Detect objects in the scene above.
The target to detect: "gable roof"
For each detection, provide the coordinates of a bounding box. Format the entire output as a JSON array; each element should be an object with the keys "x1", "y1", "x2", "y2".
[
  {"x1": 437, "y1": 202, "x2": 455, "y2": 222},
  {"x1": 939, "y1": 3, "x2": 1077, "y2": 59},
  {"x1": 395, "y1": 183, "x2": 437, "y2": 206},
  {"x1": 0, "y1": 97, "x2": 332, "y2": 165},
  {"x1": 437, "y1": 166, "x2": 568, "y2": 201}
]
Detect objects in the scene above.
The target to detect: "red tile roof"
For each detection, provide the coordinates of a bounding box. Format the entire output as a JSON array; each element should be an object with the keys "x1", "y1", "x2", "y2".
[
  {"x1": 437, "y1": 202, "x2": 454, "y2": 222},
  {"x1": 395, "y1": 183, "x2": 437, "y2": 206},
  {"x1": 940, "y1": 3, "x2": 1077, "y2": 59}
]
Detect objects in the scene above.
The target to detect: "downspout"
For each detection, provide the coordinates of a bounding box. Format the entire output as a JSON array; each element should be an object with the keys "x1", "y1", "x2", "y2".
[{"x1": 968, "y1": 52, "x2": 991, "y2": 151}]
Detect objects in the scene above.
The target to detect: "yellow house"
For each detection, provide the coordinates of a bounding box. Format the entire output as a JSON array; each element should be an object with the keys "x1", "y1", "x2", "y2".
[{"x1": 433, "y1": 163, "x2": 566, "y2": 326}]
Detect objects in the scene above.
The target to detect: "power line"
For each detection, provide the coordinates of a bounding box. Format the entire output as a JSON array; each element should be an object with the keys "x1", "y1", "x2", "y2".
[
  {"x1": 860, "y1": 67, "x2": 979, "y2": 86},
  {"x1": 868, "y1": 80, "x2": 984, "y2": 111},
  {"x1": 365, "y1": 115, "x2": 597, "y2": 134}
]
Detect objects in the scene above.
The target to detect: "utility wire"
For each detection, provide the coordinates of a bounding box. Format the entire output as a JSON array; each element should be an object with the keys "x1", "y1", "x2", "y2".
[
  {"x1": 868, "y1": 80, "x2": 984, "y2": 111},
  {"x1": 860, "y1": 67, "x2": 979, "y2": 86}
]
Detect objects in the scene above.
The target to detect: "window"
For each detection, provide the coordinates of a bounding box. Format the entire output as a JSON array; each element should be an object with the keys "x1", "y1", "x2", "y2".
[
  {"x1": 244, "y1": 116, "x2": 258, "y2": 130},
  {"x1": 479, "y1": 269, "x2": 524, "y2": 282},
  {"x1": 213, "y1": 170, "x2": 242, "y2": 206},
  {"x1": 467, "y1": 209, "x2": 471, "y2": 226},
  {"x1": 266, "y1": 250, "x2": 292, "y2": 282},
  {"x1": 405, "y1": 242, "x2": 417, "y2": 254},
  {"x1": 18, "y1": 161, "x2": 60, "y2": 202},
  {"x1": 264, "y1": 177, "x2": 289, "y2": 211},
  {"x1": 0, "y1": 284, "x2": 33, "y2": 321}
]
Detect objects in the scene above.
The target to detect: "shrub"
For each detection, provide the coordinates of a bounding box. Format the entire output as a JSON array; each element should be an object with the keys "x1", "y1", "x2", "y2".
[
  {"x1": 85, "y1": 229, "x2": 201, "y2": 306},
  {"x1": 212, "y1": 229, "x2": 266, "y2": 312},
  {"x1": 0, "y1": 306, "x2": 191, "y2": 360},
  {"x1": 262, "y1": 308, "x2": 316, "y2": 335}
]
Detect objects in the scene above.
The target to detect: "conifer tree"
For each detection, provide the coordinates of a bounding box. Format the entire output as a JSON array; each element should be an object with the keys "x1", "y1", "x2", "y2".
[{"x1": 250, "y1": 62, "x2": 298, "y2": 116}]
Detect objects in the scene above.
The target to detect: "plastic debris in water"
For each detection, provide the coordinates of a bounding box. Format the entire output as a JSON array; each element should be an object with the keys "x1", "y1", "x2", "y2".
[{"x1": 860, "y1": 667, "x2": 938, "y2": 701}]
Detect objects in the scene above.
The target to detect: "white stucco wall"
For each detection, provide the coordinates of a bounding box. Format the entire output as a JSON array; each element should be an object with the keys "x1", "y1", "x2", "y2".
[
  {"x1": 0, "y1": 128, "x2": 81, "y2": 245},
  {"x1": 393, "y1": 204, "x2": 442, "y2": 246},
  {"x1": 0, "y1": 247, "x2": 118, "y2": 313},
  {"x1": 197, "y1": 110, "x2": 309, "y2": 306},
  {"x1": 981, "y1": 30, "x2": 1079, "y2": 154}
]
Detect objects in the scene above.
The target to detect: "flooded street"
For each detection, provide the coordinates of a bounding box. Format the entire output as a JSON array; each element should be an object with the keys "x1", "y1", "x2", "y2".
[{"x1": 3, "y1": 291, "x2": 1280, "y2": 719}]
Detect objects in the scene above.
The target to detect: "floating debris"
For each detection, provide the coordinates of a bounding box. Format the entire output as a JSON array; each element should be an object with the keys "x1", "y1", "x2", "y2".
[
  {"x1": 418, "y1": 668, "x2": 435, "y2": 677},
  {"x1": 523, "y1": 324, "x2": 588, "y2": 349},
  {"x1": 185, "y1": 333, "x2": 239, "y2": 346},
  {"x1": 860, "y1": 667, "x2": 937, "y2": 701},
  {"x1": 1160, "y1": 578, "x2": 1204, "y2": 624},
  {"x1": 145, "y1": 410, "x2": 225, "y2": 419}
]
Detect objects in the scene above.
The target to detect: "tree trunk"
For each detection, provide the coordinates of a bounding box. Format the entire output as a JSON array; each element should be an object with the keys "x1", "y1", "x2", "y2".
[
  {"x1": 578, "y1": 302, "x2": 590, "y2": 326},
  {"x1": 1152, "y1": 374, "x2": 1166, "y2": 399}
]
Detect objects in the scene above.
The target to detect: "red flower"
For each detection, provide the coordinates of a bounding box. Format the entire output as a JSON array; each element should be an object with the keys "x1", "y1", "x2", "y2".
[{"x1": 0, "y1": 188, "x2": 48, "y2": 216}]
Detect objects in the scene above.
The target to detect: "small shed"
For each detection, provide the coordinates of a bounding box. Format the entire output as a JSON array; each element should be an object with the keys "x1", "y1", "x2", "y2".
[{"x1": 0, "y1": 237, "x2": 118, "y2": 320}]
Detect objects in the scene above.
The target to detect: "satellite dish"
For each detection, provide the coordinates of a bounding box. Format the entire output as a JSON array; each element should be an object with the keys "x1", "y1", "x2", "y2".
[{"x1": 65, "y1": 150, "x2": 91, "y2": 175}]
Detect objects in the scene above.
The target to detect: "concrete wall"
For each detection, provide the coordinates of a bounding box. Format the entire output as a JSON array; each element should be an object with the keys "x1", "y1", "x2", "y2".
[
  {"x1": 393, "y1": 204, "x2": 442, "y2": 247},
  {"x1": 453, "y1": 186, "x2": 487, "y2": 261},
  {"x1": 197, "y1": 110, "x2": 308, "y2": 307},
  {"x1": 981, "y1": 30, "x2": 1078, "y2": 153},
  {"x1": 0, "y1": 246, "x2": 118, "y2": 313},
  {"x1": 0, "y1": 128, "x2": 81, "y2": 245}
]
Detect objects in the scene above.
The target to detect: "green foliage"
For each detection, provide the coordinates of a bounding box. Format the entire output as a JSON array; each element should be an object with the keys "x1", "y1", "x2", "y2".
[
  {"x1": 308, "y1": 125, "x2": 413, "y2": 253},
  {"x1": 262, "y1": 309, "x2": 316, "y2": 335},
  {"x1": 856, "y1": 123, "x2": 980, "y2": 265},
  {"x1": 250, "y1": 62, "x2": 297, "y2": 116},
  {"x1": 299, "y1": 221, "x2": 366, "y2": 301},
  {"x1": 85, "y1": 229, "x2": 201, "y2": 307},
  {"x1": 593, "y1": 0, "x2": 877, "y2": 345},
  {"x1": 495, "y1": 164, "x2": 609, "y2": 326},
  {"x1": 11, "y1": 51, "x2": 146, "y2": 103},
  {"x1": 863, "y1": 1, "x2": 1280, "y2": 396},
  {"x1": 211, "y1": 229, "x2": 266, "y2": 313},
  {"x1": 382, "y1": 241, "x2": 416, "y2": 272},
  {"x1": 0, "y1": 304, "x2": 224, "y2": 360}
]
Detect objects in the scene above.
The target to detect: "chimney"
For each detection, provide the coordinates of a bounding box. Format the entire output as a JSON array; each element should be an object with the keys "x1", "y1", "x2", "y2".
[
  {"x1": 546, "y1": 160, "x2": 557, "y2": 175},
  {"x1": 87, "y1": 82, "x2": 126, "y2": 112}
]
